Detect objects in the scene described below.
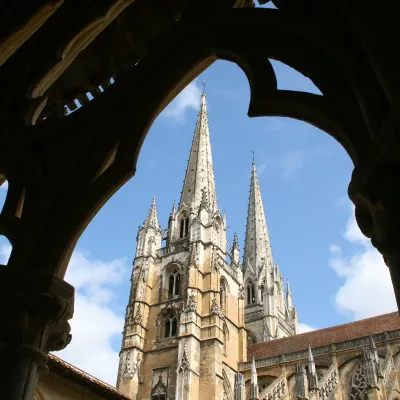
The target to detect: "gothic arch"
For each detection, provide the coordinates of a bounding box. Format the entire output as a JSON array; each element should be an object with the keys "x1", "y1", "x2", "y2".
[
  {"x1": 347, "y1": 361, "x2": 368, "y2": 400},
  {"x1": 220, "y1": 276, "x2": 230, "y2": 313},
  {"x1": 161, "y1": 262, "x2": 185, "y2": 301},
  {"x1": 246, "y1": 329, "x2": 257, "y2": 345}
]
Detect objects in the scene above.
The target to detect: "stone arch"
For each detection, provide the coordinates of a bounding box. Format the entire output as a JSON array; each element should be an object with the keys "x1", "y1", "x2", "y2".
[
  {"x1": 246, "y1": 329, "x2": 257, "y2": 345},
  {"x1": 27, "y1": 10, "x2": 367, "y2": 279},
  {"x1": 220, "y1": 276, "x2": 229, "y2": 313},
  {"x1": 156, "y1": 304, "x2": 180, "y2": 341},
  {"x1": 161, "y1": 262, "x2": 185, "y2": 301},
  {"x1": 245, "y1": 279, "x2": 256, "y2": 305},
  {"x1": 347, "y1": 361, "x2": 368, "y2": 400}
]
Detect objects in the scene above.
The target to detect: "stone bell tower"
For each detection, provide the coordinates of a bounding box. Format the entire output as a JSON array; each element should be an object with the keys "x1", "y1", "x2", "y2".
[
  {"x1": 243, "y1": 160, "x2": 298, "y2": 343},
  {"x1": 117, "y1": 90, "x2": 247, "y2": 399}
]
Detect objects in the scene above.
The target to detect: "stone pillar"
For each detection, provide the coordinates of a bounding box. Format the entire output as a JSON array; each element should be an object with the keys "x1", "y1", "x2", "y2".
[
  {"x1": 234, "y1": 373, "x2": 246, "y2": 400},
  {"x1": 295, "y1": 363, "x2": 309, "y2": 400},
  {"x1": 0, "y1": 268, "x2": 74, "y2": 400}
]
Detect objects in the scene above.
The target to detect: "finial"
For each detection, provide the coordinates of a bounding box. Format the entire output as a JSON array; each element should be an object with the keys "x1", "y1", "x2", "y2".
[
  {"x1": 202, "y1": 80, "x2": 206, "y2": 96},
  {"x1": 252, "y1": 150, "x2": 255, "y2": 163},
  {"x1": 152, "y1": 196, "x2": 156, "y2": 205}
]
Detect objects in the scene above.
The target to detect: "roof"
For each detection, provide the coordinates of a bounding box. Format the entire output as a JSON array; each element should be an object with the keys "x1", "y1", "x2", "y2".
[
  {"x1": 48, "y1": 355, "x2": 129, "y2": 400},
  {"x1": 248, "y1": 312, "x2": 400, "y2": 360}
]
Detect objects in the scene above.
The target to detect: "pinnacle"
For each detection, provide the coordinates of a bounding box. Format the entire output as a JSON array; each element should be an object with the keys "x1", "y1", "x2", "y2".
[
  {"x1": 232, "y1": 232, "x2": 239, "y2": 250},
  {"x1": 143, "y1": 196, "x2": 161, "y2": 231}
]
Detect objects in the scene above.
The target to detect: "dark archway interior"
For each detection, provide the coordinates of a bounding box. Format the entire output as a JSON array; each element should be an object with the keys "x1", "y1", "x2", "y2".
[{"x1": 1, "y1": 1, "x2": 400, "y2": 398}]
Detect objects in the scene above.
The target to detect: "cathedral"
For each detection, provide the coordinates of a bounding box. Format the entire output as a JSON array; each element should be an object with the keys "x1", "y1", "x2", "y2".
[
  {"x1": 35, "y1": 94, "x2": 400, "y2": 400},
  {"x1": 115, "y1": 89, "x2": 298, "y2": 399}
]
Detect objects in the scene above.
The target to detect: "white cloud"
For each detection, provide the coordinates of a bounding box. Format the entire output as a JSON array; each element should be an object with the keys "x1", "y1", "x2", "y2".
[
  {"x1": 329, "y1": 207, "x2": 397, "y2": 320},
  {"x1": 0, "y1": 180, "x2": 8, "y2": 189},
  {"x1": 298, "y1": 323, "x2": 317, "y2": 334},
  {"x1": 162, "y1": 80, "x2": 202, "y2": 121},
  {"x1": 0, "y1": 243, "x2": 11, "y2": 264},
  {"x1": 0, "y1": 244, "x2": 128, "y2": 386},
  {"x1": 57, "y1": 251, "x2": 128, "y2": 386}
]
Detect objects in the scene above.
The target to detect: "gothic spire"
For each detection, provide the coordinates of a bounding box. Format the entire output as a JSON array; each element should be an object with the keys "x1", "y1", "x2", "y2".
[
  {"x1": 250, "y1": 358, "x2": 259, "y2": 400},
  {"x1": 243, "y1": 161, "x2": 274, "y2": 271},
  {"x1": 142, "y1": 196, "x2": 160, "y2": 231},
  {"x1": 179, "y1": 89, "x2": 218, "y2": 214},
  {"x1": 308, "y1": 345, "x2": 319, "y2": 390}
]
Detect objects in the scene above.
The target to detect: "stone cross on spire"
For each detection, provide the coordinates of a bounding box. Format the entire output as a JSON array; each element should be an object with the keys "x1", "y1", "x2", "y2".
[
  {"x1": 179, "y1": 86, "x2": 218, "y2": 214},
  {"x1": 243, "y1": 160, "x2": 274, "y2": 272}
]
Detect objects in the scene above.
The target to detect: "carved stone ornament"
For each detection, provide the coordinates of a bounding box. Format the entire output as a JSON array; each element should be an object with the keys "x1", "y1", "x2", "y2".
[
  {"x1": 211, "y1": 298, "x2": 225, "y2": 320},
  {"x1": 184, "y1": 294, "x2": 196, "y2": 312},
  {"x1": 238, "y1": 284, "x2": 245, "y2": 300},
  {"x1": 178, "y1": 339, "x2": 190, "y2": 373},
  {"x1": 131, "y1": 305, "x2": 143, "y2": 325},
  {"x1": 121, "y1": 351, "x2": 133, "y2": 380}
]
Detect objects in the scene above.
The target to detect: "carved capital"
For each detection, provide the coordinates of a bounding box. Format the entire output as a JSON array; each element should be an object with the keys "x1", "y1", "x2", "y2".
[{"x1": 0, "y1": 268, "x2": 74, "y2": 355}]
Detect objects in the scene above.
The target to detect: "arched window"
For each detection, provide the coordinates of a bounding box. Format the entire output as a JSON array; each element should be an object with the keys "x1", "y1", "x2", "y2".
[
  {"x1": 179, "y1": 213, "x2": 189, "y2": 238},
  {"x1": 220, "y1": 278, "x2": 228, "y2": 312},
  {"x1": 164, "y1": 313, "x2": 178, "y2": 338},
  {"x1": 260, "y1": 283, "x2": 265, "y2": 303},
  {"x1": 348, "y1": 363, "x2": 368, "y2": 400},
  {"x1": 247, "y1": 329, "x2": 257, "y2": 345},
  {"x1": 168, "y1": 270, "x2": 180, "y2": 299},
  {"x1": 247, "y1": 281, "x2": 256, "y2": 305}
]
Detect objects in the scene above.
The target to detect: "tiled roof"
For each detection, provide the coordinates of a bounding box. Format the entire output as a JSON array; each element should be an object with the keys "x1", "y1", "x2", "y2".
[
  {"x1": 248, "y1": 312, "x2": 400, "y2": 360},
  {"x1": 48, "y1": 355, "x2": 129, "y2": 400}
]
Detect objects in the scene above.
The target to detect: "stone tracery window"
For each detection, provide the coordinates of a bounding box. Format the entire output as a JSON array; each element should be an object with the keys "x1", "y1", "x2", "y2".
[
  {"x1": 164, "y1": 312, "x2": 178, "y2": 339},
  {"x1": 348, "y1": 363, "x2": 368, "y2": 400},
  {"x1": 168, "y1": 269, "x2": 180, "y2": 299}
]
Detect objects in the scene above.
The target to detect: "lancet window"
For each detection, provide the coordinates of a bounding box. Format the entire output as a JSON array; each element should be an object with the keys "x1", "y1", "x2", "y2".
[
  {"x1": 247, "y1": 281, "x2": 256, "y2": 305},
  {"x1": 164, "y1": 313, "x2": 178, "y2": 339},
  {"x1": 179, "y1": 213, "x2": 189, "y2": 238},
  {"x1": 168, "y1": 270, "x2": 180, "y2": 299},
  {"x1": 260, "y1": 282, "x2": 265, "y2": 303},
  {"x1": 220, "y1": 278, "x2": 228, "y2": 312}
]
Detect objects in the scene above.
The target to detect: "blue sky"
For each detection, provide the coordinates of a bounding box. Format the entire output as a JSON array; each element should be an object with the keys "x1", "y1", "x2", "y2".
[{"x1": 0, "y1": 59, "x2": 396, "y2": 385}]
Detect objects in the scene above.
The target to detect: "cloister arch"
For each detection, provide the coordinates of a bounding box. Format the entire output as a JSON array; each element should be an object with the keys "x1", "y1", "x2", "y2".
[{"x1": 1, "y1": 2, "x2": 400, "y2": 399}]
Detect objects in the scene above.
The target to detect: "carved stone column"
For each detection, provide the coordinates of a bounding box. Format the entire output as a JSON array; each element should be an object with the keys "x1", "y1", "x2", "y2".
[{"x1": 0, "y1": 268, "x2": 74, "y2": 400}]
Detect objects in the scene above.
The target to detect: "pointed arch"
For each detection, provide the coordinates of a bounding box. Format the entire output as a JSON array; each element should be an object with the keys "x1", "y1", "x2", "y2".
[
  {"x1": 220, "y1": 276, "x2": 230, "y2": 313},
  {"x1": 246, "y1": 329, "x2": 257, "y2": 345},
  {"x1": 155, "y1": 304, "x2": 180, "y2": 340},
  {"x1": 347, "y1": 360, "x2": 368, "y2": 400},
  {"x1": 163, "y1": 262, "x2": 184, "y2": 301}
]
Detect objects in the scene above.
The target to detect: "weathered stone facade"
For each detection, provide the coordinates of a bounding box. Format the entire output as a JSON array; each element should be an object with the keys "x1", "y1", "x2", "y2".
[
  {"x1": 241, "y1": 313, "x2": 400, "y2": 400},
  {"x1": 117, "y1": 93, "x2": 247, "y2": 400}
]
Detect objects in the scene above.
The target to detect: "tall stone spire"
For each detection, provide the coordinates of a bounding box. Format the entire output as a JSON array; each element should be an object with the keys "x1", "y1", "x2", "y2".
[
  {"x1": 243, "y1": 161, "x2": 273, "y2": 271},
  {"x1": 179, "y1": 89, "x2": 217, "y2": 214}
]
